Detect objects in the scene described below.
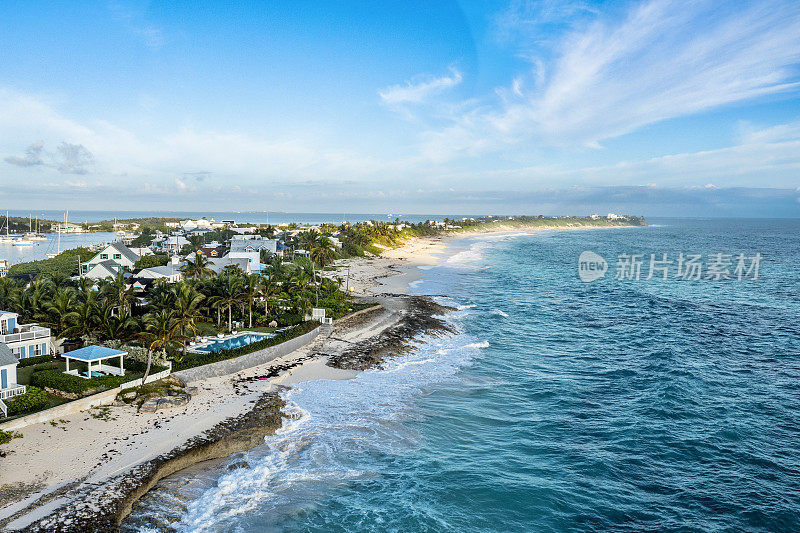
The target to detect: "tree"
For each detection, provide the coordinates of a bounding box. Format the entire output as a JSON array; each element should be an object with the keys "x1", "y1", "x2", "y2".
[
  {"x1": 172, "y1": 282, "x2": 205, "y2": 358},
  {"x1": 241, "y1": 274, "x2": 262, "y2": 328},
  {"x1": 311, "y1": 236, "x2": 336, "y2": 270},
  {"x1": 45, "y1": 287, "x2": 77, "y2": 340},
  {"x1": 134, "y1": 254, "x2": 169, "y2": 269},
  {"x1": 104, "y1": 271, "x2": 135, "y2": 313},
  {"x1": 181, "y1": 252, "x2": 214, "y2": 280},
  {"x1": 210, "y1": 273, "x2": 244, "y2": 332},
  {"x1": 140, "y1": 310, "x2": 181, "y2": 383}
]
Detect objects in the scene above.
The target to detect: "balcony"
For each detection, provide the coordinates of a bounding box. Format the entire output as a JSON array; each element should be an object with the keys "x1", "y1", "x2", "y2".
[
  {"x1": 0, "y1": 384, "x2": 26, "y2": 401},
  {"x1": 0, "y1": 325, "x2": 51, "y2": 344}
]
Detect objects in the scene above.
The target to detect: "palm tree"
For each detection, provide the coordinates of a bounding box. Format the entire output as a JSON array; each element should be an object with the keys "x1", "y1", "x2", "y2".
[
  {"x1": 298, "y1": 229, "x2": 319, "y2": 252},
  {"x1": 210, "y1": 273, "x2": 244, "y2": 332},
  {"x1": 0, "y1": 277, "x2": 19, "y2": 312},
  {"x1": 45, "y1": 287, "x2": 77, "y2": 340},
  {"x1": 181, "y1": 252, "x2": 214, "y2": 280},
  {"x1": 173, "y1": 282, "x2": 205, "y2": 358},
  {"x1": 104, "y1": 271, "x2": 135, "y2": 313},
  {"x1": 311, "y1": 236, "x2": 337, "y2": 270},
  {"x1": 67, "y1": 291, "x2": 100, "y2": 343},
  {"x1": 99, "y1": 304, "x2": 138, "y2": 341},
  {"x1": 140, "y1": 310, "x2": 181, "y2": 383},
  {"x1": 241, "y1": 274, "x2": 262, "y2": 328},
  {"x1": 260, "y1": 276, "x2": 279, "y2": 317}
]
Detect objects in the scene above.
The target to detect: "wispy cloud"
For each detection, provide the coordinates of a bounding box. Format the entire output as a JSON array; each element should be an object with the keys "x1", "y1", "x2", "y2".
[
  {"x1": 379, "y1": 67, "x2": 463, "y2": 105},
  {"x1": 4, "y1": 141, "x2": 45, "y2": 167},
  {"x1": 424, "y1": 0, "x2": 800, "y2": 158},
  {"x1": 108, "y1": 1, "x2": 166, "y2": 50}
]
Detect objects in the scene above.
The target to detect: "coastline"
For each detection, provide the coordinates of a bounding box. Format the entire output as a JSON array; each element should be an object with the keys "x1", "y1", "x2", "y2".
[{"x1": 0, "y1": 222, "x2": 638, "y2": 531}]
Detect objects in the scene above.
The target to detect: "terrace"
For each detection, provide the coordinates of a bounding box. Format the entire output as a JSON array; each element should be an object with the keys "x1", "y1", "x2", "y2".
[{"x1": 0, "y1": 324, "x2": 51, "y2": 345}]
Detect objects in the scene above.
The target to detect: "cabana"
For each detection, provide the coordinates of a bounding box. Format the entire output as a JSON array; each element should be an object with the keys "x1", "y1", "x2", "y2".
[{"x1": 62, "y1": 345, "x2": 127, "y2": 379}]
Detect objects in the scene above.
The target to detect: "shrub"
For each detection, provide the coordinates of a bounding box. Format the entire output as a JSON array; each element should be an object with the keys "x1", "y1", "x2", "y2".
[
  {"x1": 30, "y1": 369, "x2": 137, "y2": 395},
  {"x1": 17, "y1": 354, "x2": 53, "y2": 368},
  {"x1": 342, "y1": 242, "x2": 364, "y2": 257},
  {"x1": 364, "y1": 244, "x2": 383, "y2": 255},
  {"x1": 173, "y1": 321, "x2": 318, "y2": 371},
  {"x1": 0, "y1": 429, "x2": 22, "y2": 445},
  {"x1": 5, "y1": 386, "x2": 49, "y2": 415}
]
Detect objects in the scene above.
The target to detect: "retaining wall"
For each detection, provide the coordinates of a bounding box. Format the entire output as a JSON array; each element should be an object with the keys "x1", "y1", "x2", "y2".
[{"x1": 172, "y1": 326, "x2": 321, "y2": 384}]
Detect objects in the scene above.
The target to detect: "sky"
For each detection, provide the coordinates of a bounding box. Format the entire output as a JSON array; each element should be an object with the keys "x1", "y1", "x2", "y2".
[{"x1": 1, "y1": 0, "x2": 799, "y2": 216}]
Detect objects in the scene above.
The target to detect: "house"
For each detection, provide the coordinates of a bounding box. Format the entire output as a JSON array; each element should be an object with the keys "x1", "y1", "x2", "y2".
[
  {"x1": 0, "y1": 259, "x2": 8, "y2": 277},
  {"x1": 132, "y1": 264, "x2": 183, "y2": 283},
  {"x1": 160, "y1": 235, "x2": 190, "y2": 254},
  {"x1": 55, "y1": 221, "x2": 86, "y2": 233},
  {"x1": 0, "y1": 310, "x2": 51, "y2": 359},
  {"x1": 607, "y1": 213, "x2": 625, "y2": 220},
  {"x1": 0, "y1": 343, "x2": 26, "y2": 412},
  {"x1": 196, "y1": 245, "x2": 227, "y2": 258},
  {"x1": 208, "y1": 257, "x2": 252, "y2": 275},
  {"x1": 81, "y1": 242, "x2": 140, "y2": 279},
  {"x1": 228, "y1": 239, "x2": 277, "y2": 272}
]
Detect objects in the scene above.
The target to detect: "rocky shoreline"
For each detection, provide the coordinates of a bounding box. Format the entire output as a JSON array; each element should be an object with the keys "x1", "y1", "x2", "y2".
[{"x1": 9, "y1": 295, "x2": 453, "y2": 532}]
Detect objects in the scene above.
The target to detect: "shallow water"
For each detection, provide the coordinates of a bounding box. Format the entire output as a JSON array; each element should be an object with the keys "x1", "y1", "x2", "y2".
[{"x1": 125, "y1": 218, "x2": 800, "y2": 532}]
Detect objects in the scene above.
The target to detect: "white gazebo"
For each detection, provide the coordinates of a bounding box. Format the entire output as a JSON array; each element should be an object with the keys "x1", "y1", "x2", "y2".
[{"x1": 62, "y1": 345, "x2": 127, "y2": 379}]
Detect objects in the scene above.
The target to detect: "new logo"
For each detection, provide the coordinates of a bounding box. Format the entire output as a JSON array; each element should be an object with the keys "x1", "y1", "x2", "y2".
[{"x1": 578, "y1": 251, "x2": 608, "y2": 282}]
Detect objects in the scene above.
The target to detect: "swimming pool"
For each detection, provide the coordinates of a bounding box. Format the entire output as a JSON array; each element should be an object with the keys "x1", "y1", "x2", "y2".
[{"x1": 193, "y1": 332, "x2": 273, "y2": 353}]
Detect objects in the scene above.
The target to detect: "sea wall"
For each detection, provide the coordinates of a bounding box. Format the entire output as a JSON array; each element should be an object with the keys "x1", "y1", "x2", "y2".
[{"x1": 172, "y1": 326, "x2": 321, "y2": 384}]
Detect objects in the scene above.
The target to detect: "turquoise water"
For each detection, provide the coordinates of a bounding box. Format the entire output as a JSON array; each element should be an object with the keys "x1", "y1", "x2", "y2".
[
  {"x1": 195, "y1": 333, "x2": 272, "y2": 353},
  {"x1": 126, "y1": 219, "x2": 800, "y2": 532}
]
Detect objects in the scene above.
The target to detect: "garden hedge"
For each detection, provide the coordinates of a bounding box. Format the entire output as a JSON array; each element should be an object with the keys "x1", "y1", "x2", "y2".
[
  {"x1": 5, "y1": 386, "x2": 49, "y2": 415},
  {"x1": 30, "y1": 369, "x2": 138, "y2": 395},
  {"x1": 17, "y1": 354, "x2": 53, "y2": 368}
]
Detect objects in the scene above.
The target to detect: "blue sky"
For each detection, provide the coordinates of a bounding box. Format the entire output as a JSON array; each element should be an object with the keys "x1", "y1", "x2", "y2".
[{"x1": 1, "y1": 0, "x2": 799, "y2": 215}]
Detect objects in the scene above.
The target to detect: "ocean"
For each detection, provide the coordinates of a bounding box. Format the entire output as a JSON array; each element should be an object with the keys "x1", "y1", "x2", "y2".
[{"x1": 124, "y1": 218, "x2": 800, "y2": 532}]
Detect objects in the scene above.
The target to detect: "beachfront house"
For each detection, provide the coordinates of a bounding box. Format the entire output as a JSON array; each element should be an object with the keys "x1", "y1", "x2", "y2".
[
  {"x1": 62, "y1": 345, "x2": 127, "y2": 379},
  {"x1": 0, "y1": 343, "x2": 26, "y2": 409},
  {"x1": 132, "y1": 263, "x2": 183, "y2": 283},
  {"x1": 0, "y1": 310, "x2": 52, "y2": 359},
  {"x1": 81, "y1": 242, "x2": 140, "y2": 279}
]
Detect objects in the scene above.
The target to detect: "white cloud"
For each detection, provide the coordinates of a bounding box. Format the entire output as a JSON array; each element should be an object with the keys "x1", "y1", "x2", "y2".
[
  {"x1": 379, "y1": 67, "x2": 463, "y2": 105},
  {"x1": 423, "y1": 0, "x2": 800, "y2": 158}
]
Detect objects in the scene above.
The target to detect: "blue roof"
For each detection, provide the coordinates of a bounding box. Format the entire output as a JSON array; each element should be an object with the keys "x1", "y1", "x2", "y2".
[{"x1": 63, "y1": 345, "x2": 127, "y2": 361}]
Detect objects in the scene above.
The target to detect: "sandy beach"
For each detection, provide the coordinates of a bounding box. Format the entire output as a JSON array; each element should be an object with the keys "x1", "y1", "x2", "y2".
[
  {"x1": 0, "y1": 223, "x2": 634, "y2": 531},
  {"x1": 0, "y1": 233, "x2": 452, "y2": 531}
]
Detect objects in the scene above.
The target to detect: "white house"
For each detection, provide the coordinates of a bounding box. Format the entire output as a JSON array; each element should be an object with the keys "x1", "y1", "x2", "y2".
[
  {"x1": 81, "y1": 242, "x2": 140, "y2": 279},
  {"x1": 134, "y1": 264, "x2": 183, "y2": 283},
  {"x1": 228, "y1": 238, "x2": 277, "y2": 271},
  {"x1": 208, "y1": 257, "x2": 252, "y2": 275},
  {"x1": 607, "y1": 213, "x2": 626, "y2": 220},
  {"x1": 0, "y1": 343, "x2": 26, "y2": 414},
  {"x1": 0, "y1": 310, "x2": 52, "y2": 359}
]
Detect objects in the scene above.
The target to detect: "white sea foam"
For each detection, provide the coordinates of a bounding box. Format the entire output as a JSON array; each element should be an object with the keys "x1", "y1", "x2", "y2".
[
  {"x1": 493, "y1": 309, "x2": 509, "y2": 317},
  {"x1": 167, "y1": 327, "x2": 482, "y2": 532},
  {"x1": 457, "y1": 304, "x2": 477, "y2": 310}
]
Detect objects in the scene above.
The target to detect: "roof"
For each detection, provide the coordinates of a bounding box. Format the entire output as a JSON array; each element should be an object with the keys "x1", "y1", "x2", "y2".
[
  {"x1": 63, "y1": 345, "x2": 127, "y2": 362},
  {"x1": 105, "y1": 241, "x2": 140, "y2": 263},
  {"x1": 138, "y1": 265, "x2": 180, "y2": 278},
  {"x1": 229, "y1": 239, "x2": 274, "y2": 253},
  {"x1": 0, "y1": 343, "x2": 18, "y2": 366},
  {"x1": 208, "y1": 257, "x2": 250, "y2": 274},
  {"x1": 0, "y1": 309, "x2": 18, "y2": 317}
]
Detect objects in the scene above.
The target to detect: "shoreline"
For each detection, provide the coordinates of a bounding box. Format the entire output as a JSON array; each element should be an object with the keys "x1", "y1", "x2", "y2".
[{"x1": 0, "y1": 222, "x2": 639, "y2": 531}]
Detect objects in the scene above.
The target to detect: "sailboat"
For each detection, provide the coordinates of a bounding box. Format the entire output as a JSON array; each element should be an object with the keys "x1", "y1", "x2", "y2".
[
  {"x1": 13, "y1": 215, "x2": 36, "y2": 246},
  {"x1": 0, "y1": 212, "x2": 16, "y2": 244},
  {"x1": 26, "y1": 216, "x2": 48, "y2": 241},
  {"x1": 46, "y1": 211, "x2": 66, "y2": 258}
]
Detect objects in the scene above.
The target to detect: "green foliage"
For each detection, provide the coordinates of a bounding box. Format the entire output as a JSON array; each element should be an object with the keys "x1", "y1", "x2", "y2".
[
  {"x1": 173, "y1": 321, "x2": 318, "y2": 371},
  {"x1": 341, "y1": 242, "x2": 364, "y2": 257},
  {"x1": 364, "y1": 244, "x2": 383, "y2": 255},
  {"x1": 30, "y1": 369, "x2": 137, "y2": 395},
  {"x1": 134, "y1": 254, "x2": 170, "y2": 269},
  {"x1": 0, "y1": 429, "x2": 22, "y2": 445},
  {"x1": 8, "y1": 247, "x2": 94, "y2": 277},
  {"x1": 17, "y1": 354, "x2": 53, "y2": 368},
  {"x1": 5, "y1": 386, "x2": 49, "y2": 415}
]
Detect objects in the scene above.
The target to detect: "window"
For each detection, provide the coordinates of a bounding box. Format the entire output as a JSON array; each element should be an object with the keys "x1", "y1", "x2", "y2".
[
  {"x1": 100, "y1": 253, "x2": 108, "y2": 259},
  {"x1": 33, "y1": 344, "x2": 42, "y2": 356},
  {"x1": 113, "y1": 254, "x2": 122, "y2": 259}
]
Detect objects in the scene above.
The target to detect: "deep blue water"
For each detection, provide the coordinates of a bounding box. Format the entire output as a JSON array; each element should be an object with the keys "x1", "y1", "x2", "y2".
[{"x1": 126, "y1": 219, "x2": 800, "y2": 532}]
